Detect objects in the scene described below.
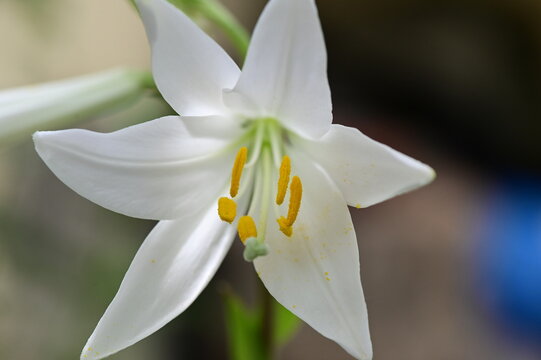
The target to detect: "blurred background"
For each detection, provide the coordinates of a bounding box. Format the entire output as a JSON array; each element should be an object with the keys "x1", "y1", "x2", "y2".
[{"x1": 1, "y1": 0, "x2": 540, "y2": 359}]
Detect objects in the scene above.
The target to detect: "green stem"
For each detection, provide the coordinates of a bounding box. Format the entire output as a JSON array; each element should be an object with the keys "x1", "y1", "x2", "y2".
[
  {"x1": 198, "y1": 0, "x2": 250, "y2": 60},
  {"x1": 259, "y1": 278, "x2": 274, "y2": 360},
  {"x1": 139, "y1": 70, "x2": 157, "y2": 89},
  {"x1": 257, "y1": 146, "x2": 274, "y2": 359},
  {"x1": 128, "y1": 0, "x2": 249, "y2": 59}
]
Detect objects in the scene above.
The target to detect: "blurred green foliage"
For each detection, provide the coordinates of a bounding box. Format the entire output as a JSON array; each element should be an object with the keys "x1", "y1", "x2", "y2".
[
  {"x1": 223, "y1": 289, "x2": 300, "y2": 360},
  {"x1": 1, "y1": 0, "x2": 62, "y2": 28}
]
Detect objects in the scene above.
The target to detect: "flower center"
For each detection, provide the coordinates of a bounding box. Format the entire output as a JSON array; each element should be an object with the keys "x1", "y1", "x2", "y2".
[{"x1": 216, "y1": 119, "x2": 303, "y2": 261}]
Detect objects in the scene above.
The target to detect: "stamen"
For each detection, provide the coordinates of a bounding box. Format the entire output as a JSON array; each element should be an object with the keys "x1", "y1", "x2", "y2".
[
  {"x1": 230, "y1": 147, "x2": 248, "y2": 198},
  {"x1": 285, "y1": 176, "x2": 302, "y2": 226},
  {"x1": 276, "y1": 176, "x2": 302, "y2": 237},
  {"x1": 218, "y1": 197, "x2": 236, "y2": 223},
  {"x1": 277, "y1": 217, "x2": 293, "y2": 237},
  {"x1": 275, "y1": 155, "x2": 291, "y2": 205},
  {"x1": 237, "y1": 215, "x2": 257, "y2": 244}
]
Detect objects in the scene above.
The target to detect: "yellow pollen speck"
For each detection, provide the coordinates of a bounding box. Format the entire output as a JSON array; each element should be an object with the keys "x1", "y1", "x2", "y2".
[
  {"x1": 292, "y1": 305, "x2": 297, "y2": 309},
  {"x1": 324, "y1": 272, "x2": 329, "y2": 275},
  {"x1": 151, "y1": 259, "x2": 156, "y2": 264},
  {"x1": 230, "y1": 147, "x2": 248, "y2": 198},
  {"x1": 355, "y1": 203, "x2": 361, "y2": 209},
  {"x1": 238, "y1": 216, "x2": 257, "y2": 244},
  {"x1": 326, "y1": 277, "x2": 331, "y2": 281},
  {"x1": 218, "y1": 197, "x2": 237, "y2": 223},
  {"x1": 277, "y1": 217, "x2": 293, "y2": 237},
  {"x1": 276, "y1": 155, "x2": 291, "y2": 205}
]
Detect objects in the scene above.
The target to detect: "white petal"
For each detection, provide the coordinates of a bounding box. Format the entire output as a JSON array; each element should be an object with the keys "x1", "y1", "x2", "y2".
[
  {"x1": 254, "y1": 151, "x2": 372, "y2": 360},
  {"x1": 293, "y1": 124, "x2": 435, "y2": 208},
  {"x1": 224, "y1": 0, "x2": 332, "y2": 138},
  {"x1": 181, "y1": 114, "x2": 244, "y2": 140},
  {"x1": 80, "y1": 198, "x2": 243, "y2": 360},
  {"x1": 137, "y1": 0, "x2": 240, "y2": 116},
  {"x1": 34, "y1": 116, "x2": 235, "y2": 220}
]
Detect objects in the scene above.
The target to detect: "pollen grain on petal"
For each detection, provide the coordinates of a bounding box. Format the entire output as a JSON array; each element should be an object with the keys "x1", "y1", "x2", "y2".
[
  {"x1": 238, "y1": 215, "x2": 257, "y2": 244},
  {"x1": 230, "y1": 146, "x2": 248, "y2": 198},
  {"x1": 276, "y1": 155, "x2": 291, "y2": 205},
  {"x1": 218, "y1": 197, "x2": 237, "y2": 223},
  {"x1": 285, "y1": 176, "x2": 302, "y2": 226}
]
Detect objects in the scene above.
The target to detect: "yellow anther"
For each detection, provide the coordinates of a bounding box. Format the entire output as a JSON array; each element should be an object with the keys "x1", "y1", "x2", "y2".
[
  {"x1": 276, "y1": 176, "x2": 302, "y2": 237},
  {"x1": 275, "y1": 155, "x2": 291, "y2": 205},
  {"x1": 285, "y1": 176, "x2": 302, "y2": 226},
  {"x1": 277, "y1": 217, "x2": 293, "y2": 237},
  {"x1": 218, "y1": 197, "x2": 236, "y2": 223},
  {"x1": 230, "y1": 147, "x2": 248, "y2": 198},
  {"x1": 238, "y1": 216, "x2": 257, "y2": 244}
]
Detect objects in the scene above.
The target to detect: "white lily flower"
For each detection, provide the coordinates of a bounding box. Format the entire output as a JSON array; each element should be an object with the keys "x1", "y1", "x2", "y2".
[
  {"x1": 0, "y1": 68, "x2": 149, "y2": 145},
  {"x1": 33, "y1": 0, "x2": 435, "y2": 359}
]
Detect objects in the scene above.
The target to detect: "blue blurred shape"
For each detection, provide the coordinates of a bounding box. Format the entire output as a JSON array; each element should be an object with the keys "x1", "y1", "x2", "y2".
[{"x1": 476, "y1": 178, "x2": 541, "y2": 345}]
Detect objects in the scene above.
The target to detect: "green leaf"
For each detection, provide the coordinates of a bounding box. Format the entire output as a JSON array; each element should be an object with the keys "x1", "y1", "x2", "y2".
[
  {"x1": 222, "y1": 286, "x2": 302, "y2": 360},
  {"x1": 223, "y1": 291, "x2": 267, "y2": 360},
  {"x1": 273, "y1": 301, "x2": 301, "y2": 347}
]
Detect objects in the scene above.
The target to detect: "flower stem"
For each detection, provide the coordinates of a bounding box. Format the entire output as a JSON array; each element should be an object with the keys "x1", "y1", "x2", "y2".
[
  {"x1": 259, "y1": 277, "x2": 274, "y2": 360},
  {"x1": 128, "y1": 0, "x2": 249, "y2": 59},
  {"x1": 198, "y1": 0, "x2": 250, "y2": 60}
]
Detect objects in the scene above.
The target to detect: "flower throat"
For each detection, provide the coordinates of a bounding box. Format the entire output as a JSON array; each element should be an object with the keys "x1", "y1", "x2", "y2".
[{"x1": 217, "y1": 119, "x2": 303, "y2": 261}]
